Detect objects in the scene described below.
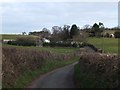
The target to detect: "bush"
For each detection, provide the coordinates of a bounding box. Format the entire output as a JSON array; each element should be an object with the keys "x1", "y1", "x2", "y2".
[
  {"x1": 43, "y1": 42, "x2": 50, "y2": 47},
  {"x1": 105, "y1": 33, "x2": 110, "y2": 38},
  {"x1": 72, "y1": 43, "x2": 78, "y2": 47},
  {"x1": 43, "y1": 41, "x2": 99, "y2": 51},
  {"x1": 43, "y1": 41, "x2": 86, "y2": 48},
  {"x1": 85, "y1": 43, "x2": 98, "y2": 52},
  {"x1": 8, "y1": 37, "x2": 36, "y2": 46},
  {"x1": 7, "y1": 40, "x2": 18, "y2": 45},
  {"x1": 2, "y1": 46, "x2": 79, "y2": 88},
  {"x1": 114, "y1": 31, "x2": 120, "y2": 38},
  {"x1": 43, "y1": 42, "x2": 72, "y2": 47},
  {"x1": 74, "y1": 53, "x2": 120, "y2": 88}
]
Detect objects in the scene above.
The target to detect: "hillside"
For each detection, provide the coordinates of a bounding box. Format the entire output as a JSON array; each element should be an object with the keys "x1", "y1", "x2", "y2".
[{"x1": 1, "y1": 34, "x2": 38, "y2": 40}]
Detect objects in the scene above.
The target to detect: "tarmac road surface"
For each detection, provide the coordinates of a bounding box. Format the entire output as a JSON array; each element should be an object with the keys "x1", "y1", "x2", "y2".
[{"x1": 27, "y1": 62, "x2": 78, "y2": 88}]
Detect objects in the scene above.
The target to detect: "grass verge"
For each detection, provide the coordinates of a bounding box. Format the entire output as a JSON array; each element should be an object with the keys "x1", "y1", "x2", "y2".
[
  {"x1": 2, "y1": 46, "x2": 80, "y2": 88},
  {"x1": 2, "y1": 44, "x2": 79, "y2": 54},
  {"x1": 14, "y1": 57, "x2": 79, "y2": 88}
]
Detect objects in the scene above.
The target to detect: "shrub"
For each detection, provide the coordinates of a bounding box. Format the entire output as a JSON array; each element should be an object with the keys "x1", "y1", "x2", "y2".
[
  {"x1": 114, "y1": 31, "x2": 120, "y2": 38},
  {"x1": 8, "y1": 37, "x2": 36, "y2": 46},
  {"x1": 72, "y1": 43, "x2": 78, "y2": 47},
  {"x1": 43, "y1": 41, "x2": 99, "y2": 51},
  {"x1": 43, "y1": 42, "x2": 50, "y2": 47},
  {"x1": 105, "y1": 33, "x2": 110, "y2": 38},
  {"x1": 7, "y1": 41, "x2": 18, "y2": 45},
  {"x1": 85, "y1": 43, "x2": 98, "y2": 52},
  {"x1": 43, "y1": 41, "x2": 86, "y2": 48},
  {"x1": 2, "y1": 46, "x2": 79, "y2": 88},
  {"x1": 2, "y1": 47, "x2": 46, "y2": 88},
  {"x1": 74, "y1": 53, "x2": 120, "y2": 88}
]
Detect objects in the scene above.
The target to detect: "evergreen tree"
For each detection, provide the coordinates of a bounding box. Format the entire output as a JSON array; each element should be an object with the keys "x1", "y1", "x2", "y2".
[{"x1": 70, "y1": 24, "x2": 79, "y2": 38}]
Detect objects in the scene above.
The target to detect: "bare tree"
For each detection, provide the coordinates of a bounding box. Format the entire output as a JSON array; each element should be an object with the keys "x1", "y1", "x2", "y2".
[
  {"x1": 73, "y1": 31, "x2": 89, "y2": 43},
  {"x1": 22, "y1": 32, "x2": 27, "y2": 35},
  {"x1": 83, "y1": 24, "x2": 91, "y2": 30},
  {"x1": 41, "y1": 28, "x2": 51, "y2": 38},
  {"x1": 62, "y1": 25, "x2": 70, "y2": 41},
  {"x1": 51, "y1": 26, "x2": 63, "y2": 42}
]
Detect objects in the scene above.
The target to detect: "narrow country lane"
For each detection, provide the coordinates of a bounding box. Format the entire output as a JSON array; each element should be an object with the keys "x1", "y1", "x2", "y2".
[
  {"x1": 27, "y1": 46, "x2": 96, "y2": 88},
  {"x1": 27, "y1": 62, "x2": 78, "y2": 88}
]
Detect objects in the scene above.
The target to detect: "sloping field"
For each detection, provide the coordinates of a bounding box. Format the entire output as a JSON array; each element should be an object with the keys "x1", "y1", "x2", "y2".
[
  {"x1": 1, "y1": 34, "x2": 38, "y2": 40},
  {"x1": 88, "y1": 37, "x2": 119, "y2": 53}
]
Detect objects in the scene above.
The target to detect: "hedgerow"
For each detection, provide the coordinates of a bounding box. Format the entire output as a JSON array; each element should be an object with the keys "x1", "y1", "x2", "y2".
[
  {"x1": 2, "y1": 46, "x2": 79, "y2": 88},
  {"x1": 74, "y1": 53, "x2": 120, "y2": 88}
]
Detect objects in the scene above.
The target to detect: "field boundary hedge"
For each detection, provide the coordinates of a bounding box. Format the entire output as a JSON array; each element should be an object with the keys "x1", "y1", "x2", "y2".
[{"x1": 74, "y1": 53, "x2": 119, "y2": 88}]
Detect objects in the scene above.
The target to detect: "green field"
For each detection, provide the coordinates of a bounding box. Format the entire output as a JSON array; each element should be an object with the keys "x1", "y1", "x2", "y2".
[
  {"x1": 1, "y1": 34, "x2": 38, "y2": 40},
  {"x1": 88, "y1": 37, "x2": 119, "y2": 53},
  {"x1": 2, "y1": 34, "x2": 119, "y2": 88},
  {"x1": 1, "y1": 34, "x2": 119, "y2": 54}
]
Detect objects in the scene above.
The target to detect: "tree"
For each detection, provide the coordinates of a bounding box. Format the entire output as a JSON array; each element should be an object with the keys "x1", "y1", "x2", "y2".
[
  {"x1": 51, "y1": 25, "x2": 71, "y2": 42},
  {"x1": 52, "y1": 26, "x2": 62, "y2": 35},
  {"x1": 92, "y1": 23, "x2": 99, "y2": 32},
  {"x1": 70, "y1": 24, "x2": 79, "y2": 39},
  {"x1": 99, "y1": 22, "x2": 104, "y2": 32},
  {"x1": 42, "y1": 28, "x2": 51, "y2": 34},
  {"x1": 92, "y1": 22, "x2": 104, "y2": 37},
  {"x1": 114, "y1": 31, "x2": 120, "y2": 38},
  {"x1": 41, "y1": 28, "x2": 51, "y2": 38},
  {"x1": 22, "y1": 32, "x2": 27, "y2": 35},
  {"x1": 62, "y1": 25, "x2": 70, "y2": 41},
  {"x1": 51, "y1": 26, "x2": 63, "y2": 42},
  {"x1": 29, "y1": 28, "x2": 51, "y2": 38},
  {"x1": 73, "y1": 31, "x2": 88, "y2": 43},
  {"x1": 105, "y1": 33, "x2": 110, "y2": 38},
  {"x1": 83, "y1": 24, "x2": 91, "y2": 30},
  {"x1": 99, "y1": 22, "x2": 104, "y2": 29}
]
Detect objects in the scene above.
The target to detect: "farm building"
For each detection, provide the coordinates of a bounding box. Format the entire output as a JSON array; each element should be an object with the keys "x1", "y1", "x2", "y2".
[
  {"x1": 2, "y1": 39, "x2": 15, "y2": 43},
  {"x1": 42, "y1": 38, "x2": 50, "y2": 43},
  {"x1": 110, "y1": 34, "x2": 114, "y2": 38}
]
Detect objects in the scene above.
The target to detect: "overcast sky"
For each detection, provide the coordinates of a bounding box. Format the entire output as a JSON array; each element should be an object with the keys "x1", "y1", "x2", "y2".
[{"x1": 1, "y1": 1, "x2": 118, "y2": 34}]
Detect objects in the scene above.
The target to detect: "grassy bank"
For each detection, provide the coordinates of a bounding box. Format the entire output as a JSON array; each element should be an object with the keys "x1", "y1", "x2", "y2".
[
  {"x1": 15, "y1": 57, "x2": 79, "y2": 88},
  {"x1": 88, "y1": 37, "x2": 119, "y2": 53},
  {"x1": 2, "y1": 44, "x2": 79, "y2": 54},
  {"x1": 2, "y1": 46, "x2": 80, "y2": 88},
  {"x1": 74, "y1": 53, "x2": 119, "y2": 88}
]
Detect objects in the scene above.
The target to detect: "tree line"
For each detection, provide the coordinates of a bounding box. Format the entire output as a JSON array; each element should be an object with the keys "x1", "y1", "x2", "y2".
[
  {"x1": 8, "y1": 22, "x2": 120, "y2": 47},
  {"x1": 28, "y1": 22, "x2": 120, "y2": 41}
]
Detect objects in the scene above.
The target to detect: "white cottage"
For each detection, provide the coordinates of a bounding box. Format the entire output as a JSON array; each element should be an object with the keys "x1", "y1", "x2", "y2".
[
  {"x1": 110, "y1": 34, "x2": 114, "y2": 38},
  {"x1": 42, "y1": 38, "x2": 50, "y2": 43}
]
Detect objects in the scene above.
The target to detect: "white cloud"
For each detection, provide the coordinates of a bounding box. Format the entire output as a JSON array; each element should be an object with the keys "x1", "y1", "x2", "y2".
[{"x1": 1, "y1": 2, "x2": 118, "y2": 34}]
